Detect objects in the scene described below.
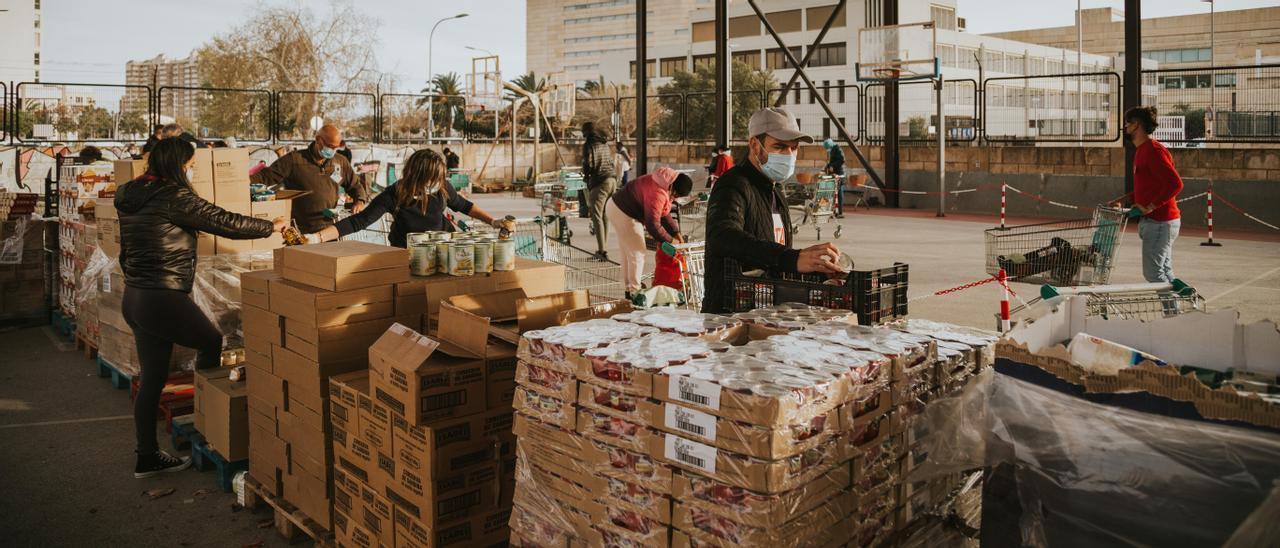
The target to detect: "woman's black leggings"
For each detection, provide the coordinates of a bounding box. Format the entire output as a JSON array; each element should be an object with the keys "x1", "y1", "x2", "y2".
[{"x1": 123, "y1": 286, "x2": 224, "y2": 454}]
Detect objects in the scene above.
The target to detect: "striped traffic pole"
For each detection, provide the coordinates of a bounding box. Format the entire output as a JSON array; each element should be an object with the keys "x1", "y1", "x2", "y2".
[
  {"x1": 1201, "y1": 182, "x2": 1222, "y2": 247},
  {"x1": 998, "y1": 268, "x2": 1011, "y2": 332},
  {"x1": 1000, "y1": 183, "x2": 1007, "y2": 230}
]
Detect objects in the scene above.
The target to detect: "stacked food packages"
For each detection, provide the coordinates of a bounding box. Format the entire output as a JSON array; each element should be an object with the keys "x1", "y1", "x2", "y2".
[
  {"x1": 0, "y1": 189, "x2": 39, "y2": 220},
  {"x1": 405, "y1": 230, "x2": 519, "y2": 278},
  {"x1": 0, "y1": 218, "x2": 49, "y2": 322},
  {"x1": 57, "y1": 162, "x2": 112, "y2": 329},
  {"x1": 508, "y1": 307, "x2": 997, "y2": 546}
]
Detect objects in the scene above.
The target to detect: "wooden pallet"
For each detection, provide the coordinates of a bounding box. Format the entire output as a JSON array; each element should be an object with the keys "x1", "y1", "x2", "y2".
[
  {"x1": 241, "y1": 475, "x2": 336, "y2": 547},
  {"x1": 75, "y1": 333, "x2": 98, "y2": 360},
  {"x1": 97, "y1": 357, "x2": 133, "y2": 390},
  {"x1": 190, "y1": 436, "x2": 248, "y2": 493},
  {"x1": 170, "y1": 414, "x2": 197, "y2": 452},
  {"x1": 50, "y1": 309, "x2": 75, "y2": 339}
]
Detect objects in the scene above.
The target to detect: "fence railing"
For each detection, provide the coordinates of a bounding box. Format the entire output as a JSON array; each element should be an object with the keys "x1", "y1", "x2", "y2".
[{"x1": 3, "y1": 65, "x2": 1279, "y2": 147}]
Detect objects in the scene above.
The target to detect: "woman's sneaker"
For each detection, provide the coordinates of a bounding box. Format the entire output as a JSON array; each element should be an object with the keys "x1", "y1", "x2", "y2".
[{"x1": 134, "y1": 450, "x2": 191, "y2": 479}]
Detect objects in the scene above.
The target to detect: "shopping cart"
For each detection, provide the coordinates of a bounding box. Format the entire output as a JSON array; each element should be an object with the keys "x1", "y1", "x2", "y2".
[
  {"x1": 672, "y1": 194, "x2": 709, "y2": 242},
  {"x1": 984, "y1": 206, "x2": 1127, "y2": 286},
  {"x1": 544, "y1": 238, "x2": 632, "y2": 304},
  {"x1": 508, "y1": 217, "x2": 547, "y2": 260},
  {"x1": 1004, "y1": 280, "x2": 1205, "y2": 326},
  {"x1": 785, "y1": 176, "x2": 843, "y2": 240},
  {"x1": 330, "y1": 206, "x2": 392, "y2": 246},
  {"x1": 660, "y1": 241, "x2": 707, "y2": 310}
]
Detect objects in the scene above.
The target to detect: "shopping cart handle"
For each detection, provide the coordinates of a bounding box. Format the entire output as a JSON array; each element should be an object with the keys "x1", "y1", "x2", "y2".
[
  {"x1": 660, "y1": 242, "x2": 677, "y2": 256},
  {"x1": 1126, "y1": 206, "x2": 1143, "y2": 219}
]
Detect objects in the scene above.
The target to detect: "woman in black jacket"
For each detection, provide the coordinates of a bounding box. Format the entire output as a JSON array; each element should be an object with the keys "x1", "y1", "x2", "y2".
[
  {"x1": 115, "y1": 138, "x2": 284, "y2": 478},
  {"x1": 304, "y1": 148, "x2": 511, "y2": 247}
]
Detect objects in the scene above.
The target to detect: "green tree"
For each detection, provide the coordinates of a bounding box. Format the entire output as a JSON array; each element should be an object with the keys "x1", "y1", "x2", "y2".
[
  {"x1": 907, "y1": 116, "x2": 927, "y2": 139},
  {"x1": 1168, "y1": 104, "x2": 1206, "y2": 139},
  {"x1": 420, "y1": 72, "x2": 466, "y2": 137},
  {"x1": 77, "y1": 107, "x2": 116, "y2": 140},
  {"x1": 652, "y1": 60, "x2": 775, "y2": 142},
  {"x1": 579, "y1": 76, "x2": 606, "y2": 96},
  {"x1": 508, "y1": 72, "x2": 547, "y2": 96},
  {"x1": 118, "y1": 110, "x2": 150, "y2": 139}
]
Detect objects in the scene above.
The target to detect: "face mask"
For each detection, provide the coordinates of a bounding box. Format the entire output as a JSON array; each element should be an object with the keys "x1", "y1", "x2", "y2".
[
  {"x1": 760, "y1": 152, "x2": 796, "y2": 183},
  {"x1": 319, "y1": 147, "x2": 337, "y2": 159},
  {"x1": 184, "y1": 168, "x2": 195, "y2": 182}
]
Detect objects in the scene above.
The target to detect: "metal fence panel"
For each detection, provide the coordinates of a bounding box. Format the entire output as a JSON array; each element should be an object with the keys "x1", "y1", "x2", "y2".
[
  {"x1": 12, "y1": 82, "x2": 153, "y2": 143},
  {"x1": 379, "y1": 94, "x2": 476, "y2": 143},
  {"x1": 158, "y1": 86, "x2": 271, "y2": 142},
  {"x1": 619, "y1": 94, "x2": 683, "y2": 143},
  {"x1": 557, "y1": 96, "x2": 616, "y2": 144},
  {"x1": 1143, "y1": 63, "x2": 1280, "y2": 143},
  {"x1": 1, "y1": 82, "x2": 8, "y2": 142},
  {"x1": 274, "y1": 90, "x2": 377, "y2": 143},
  {"x1": 769, "y1": 85, "x2": 859, "y2": 144},
  {"x1": 685, "y1": 90, "x2": 765, "y2": 143},
  {"x1": 863, "y1": 79, "x2": 979, "y2": 144},
  {"x1": 981, "y1": 72, "x2": 1122, "y2": 144}
]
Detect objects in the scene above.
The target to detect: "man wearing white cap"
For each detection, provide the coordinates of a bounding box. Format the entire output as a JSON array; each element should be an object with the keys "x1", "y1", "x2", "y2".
[{"x1": 702, "y1": 107, "x2": 843, "y2": 314}]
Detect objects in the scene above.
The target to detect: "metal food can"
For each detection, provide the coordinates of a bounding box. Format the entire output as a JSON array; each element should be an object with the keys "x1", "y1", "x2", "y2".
[
  {"x1": 473, "y1": 240, "x2": 494, "y2": 273},
  {"x1": 435, "y1": 241, "x2": 450, "y2": 271},
  {"x1": 493, "y1": 238, "x2": 516, "y2": 271},
  {"x1": 428, "y1": 231, "x2": 452, "y2": 241},
  {"x1": 410, "y1": 243, "x2": 437, "y2": 276},
  {"x1": 406, "y1": 232, "x2": 432, "y2": 246},
  {"x1": 448, "y1": 242, "x2": 475, "y2": 276}
]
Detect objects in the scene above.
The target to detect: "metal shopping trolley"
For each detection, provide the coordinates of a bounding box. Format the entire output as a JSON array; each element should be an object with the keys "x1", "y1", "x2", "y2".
[
  {"x1": 660, "y1": 241, "x2": 707, "y2": 310},
  {"x1": 1004, "y1": 280, "x2": 1205, "y2": 326},
  {"x1": 544, "y1": 238, "x2": 635, "y2": 304},
  {"x1": 672, "y1": 194, "x2": 709, "y2": 242},
  {"x1": 985, "y1": 206, "x2": 1128, "y2": 286},
  {"x1": 785, "y1": 176, "x2": 843, "y2": 240}
]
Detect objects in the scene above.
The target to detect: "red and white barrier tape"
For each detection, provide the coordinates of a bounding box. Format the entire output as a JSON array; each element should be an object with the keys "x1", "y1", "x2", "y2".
[
  {"x1": 910, "y1": 273, "x2": 1019, "y2": 303},
  {"x1": 1003, "y1": 184, "x2": 1095, "y2": 211},
  {"x1": 1211, "y1": 190, "x2": 1280, "y2": 231}
]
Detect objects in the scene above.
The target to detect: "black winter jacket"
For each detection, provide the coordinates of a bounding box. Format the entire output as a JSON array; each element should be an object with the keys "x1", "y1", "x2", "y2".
[
  {"x1": 701, "y1": 162, "x2": 799, "y2": 314},
  {"x1": 582, "y1": 140, "x2": 616, "y2": 188},
  {"x1": 115, "y1": 176, "x2": 274, "y2": 292}
]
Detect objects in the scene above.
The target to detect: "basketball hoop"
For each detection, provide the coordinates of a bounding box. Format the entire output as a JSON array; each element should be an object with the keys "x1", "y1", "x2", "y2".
[{"x1": 856, "y1": 21, "x2": 939, "y2": 82}]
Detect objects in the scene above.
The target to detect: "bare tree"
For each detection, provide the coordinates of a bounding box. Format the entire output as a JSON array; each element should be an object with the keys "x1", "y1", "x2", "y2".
[{"x1": 196, "y1": 0, "x2": 381, "y2": 140}]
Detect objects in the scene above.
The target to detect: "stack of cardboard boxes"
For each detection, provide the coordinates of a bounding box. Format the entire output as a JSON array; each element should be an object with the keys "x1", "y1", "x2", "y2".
[
  {"x1": 243, "y1": 241, "x2": 409, "y2": 530},
  {"x1": 508, "y1": 310, "x2": 997, "y2": 547},
  {"x1": 195, "y1": 367, "x2": 249, "y2": 462},
  {"x1": 324, "y1": 284, "x2": 577, "y2": 547},
  {"x1": 56, "y1": 162, "x2": 111, "y2": 331}
]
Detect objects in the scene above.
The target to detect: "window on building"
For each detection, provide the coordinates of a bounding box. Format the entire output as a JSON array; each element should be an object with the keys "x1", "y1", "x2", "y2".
[
  {"x1": 733, "y1": 50, "x2": 761, "y2": 70},
  {"x1": 33, "y1": 52, "x2": 39, "y2": 65},
  {"x1": 809, "y1": 43, "x2": 846, "y2": 67},
  {"x1": 693, "y1": 21, "x2": 714, "y2": 42},
  {"x1": 729, "y1": 15, "x2": 759, "y2": 38},
  {"x1": 1047, "y1": 59, "x2": 1062, "y2": 74},
  {"x1": 822, "y1": 80, "x2": 830, "y2": 102},
  {"x1": 931, "y1": 5, "x2": 956, "y2": 31},
  {"x1": 822, "y1": 117, "x2": 845, "y2": 139},
  {"x1": 937, "y1": 44, "x2": 956, "y2": 68},
  {"x1": 629, "y1": 60, "x2": 656, "y2": 79},
  {"x1": 693, "y1": 54, "x2": 715, "y2": 71},
  {"x1": 1029, "y1": 57, "x2": 1045, "y2": 76},
  {"x1": 1005, "y1": 53, "x2": 1024, "y2": 75},
  {"x1": 837, "y1": 80, "x2": 846, "y2": 103},
  {"x1": 958, "y1": 47, "x2": 978, "y2": 70},
  {"x1": 660, "y1": 57, "x2": 686, "y2": 77},
  {"x1": 1216, "y1": 73, "x2": 1236, "y2": 88},
  {"x1": 794, "y1": 88, "x2": 801, "y2": 104},
  {"x1": 806, "y1": 4, "x2": 846, "y2": 30},
  {"x1": 765, "y1": 9, "x2": 803, "y2": 33},
  {"x1": 767, "y1": 46, "x2": 803, "y2": 70}
]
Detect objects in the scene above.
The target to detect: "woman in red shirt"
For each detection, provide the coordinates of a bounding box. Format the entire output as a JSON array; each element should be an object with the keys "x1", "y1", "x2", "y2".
[
  {"x1": 605, "y1": 167, "x2": 693, "y2": 298},
  {"x1": 1124, "y1": 106, "x2": 1183, "y2": 283}
]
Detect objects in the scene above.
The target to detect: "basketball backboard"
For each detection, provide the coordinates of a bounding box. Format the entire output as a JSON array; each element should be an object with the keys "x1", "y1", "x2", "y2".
[{"x1": 857, "y1": 22, "x2": 939, "y2": 82}]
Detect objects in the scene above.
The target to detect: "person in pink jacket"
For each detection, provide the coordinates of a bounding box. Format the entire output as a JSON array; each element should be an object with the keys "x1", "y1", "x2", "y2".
[{"x1": 605, "y1": 166, "x2": 694, "y2": 297}]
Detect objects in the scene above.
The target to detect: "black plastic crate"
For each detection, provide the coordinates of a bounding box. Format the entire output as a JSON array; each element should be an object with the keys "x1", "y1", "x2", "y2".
[{"x1": 722, "y1": 258, "x2": 909, "y2": 324}]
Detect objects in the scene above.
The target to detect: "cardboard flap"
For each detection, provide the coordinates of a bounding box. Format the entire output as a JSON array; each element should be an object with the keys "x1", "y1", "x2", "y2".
[
  {"x1": 556, "y1": 299, "x2": 634, "y2": 326},
  {"x1": 436, "y1": 302, "x2": 490, "y2": 358},
  {"x1": 369, "y1": 323, "x2": 440, "y2": 373},
  {"x1": 447, "y1": 288, "x2": 525, "y2": 323},
  {"x1": 518, "y1": 290, "x2": 591, "y2": 332}
]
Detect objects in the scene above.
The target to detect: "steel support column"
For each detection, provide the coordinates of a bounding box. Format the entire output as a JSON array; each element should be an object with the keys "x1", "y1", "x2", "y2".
[
  {"x1": 635, "y1": 0, "x2": 648, "y2": 175},
  {"x1": 882, "y1": 0, "x2": 900, "y2": 207},
  {"x1": 1123, "y1": 0, "x2": 1141, "y2": 197},
  {"x1": 714, "y1": 0, "x2": 729, "y2": 147}
]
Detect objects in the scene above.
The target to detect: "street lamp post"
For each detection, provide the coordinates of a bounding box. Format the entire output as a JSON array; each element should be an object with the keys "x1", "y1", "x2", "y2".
[
  {"x1": 1077, "y1": 0, "x2": 1083, "y2": 146},
  {"x1": 428, "y1": 13, "x2": 469, "y2": 144},
  {"x1": 465, "y1": 46, "x2": 495, "y2": 57}
]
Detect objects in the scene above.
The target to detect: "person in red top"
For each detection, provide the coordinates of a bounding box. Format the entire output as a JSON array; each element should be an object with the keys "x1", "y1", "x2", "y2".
[
  {"x1": 707, "y1": 146, "x2": 734, "y2": 187},
  {"x1": 1124, "y1": 106, "x2": 1184, "y2": 283},
  {"x1": 605, "y1": 166, "x2": 694, "y2": 297}
]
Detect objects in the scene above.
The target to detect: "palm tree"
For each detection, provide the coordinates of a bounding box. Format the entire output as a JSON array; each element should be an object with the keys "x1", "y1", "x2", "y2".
[
  {"x1": 419, "y1": 72, "x2": 465, "y2": 135},
  {"x1": 507, "y1": 71, "x2": 547, "y2": 97},
  {"x1": 579, "y1": 76, "x2": 606, "y2": 96}
]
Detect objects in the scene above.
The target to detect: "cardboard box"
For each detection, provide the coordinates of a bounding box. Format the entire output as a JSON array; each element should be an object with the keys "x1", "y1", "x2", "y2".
[
  {"x1": 488, "y1": 376, "x2": 517, "y2": 410},
  {"x1": 282, "y1": 468, "x2": 332, "y2": 529},
  {"x1": 286, "y1": 316, "x2": 396, "y2": 364},
  {"x1": 357, "y1": 480, "x2": 395, "y2": 542},
  {"x1": 673, "y1": 490, "x2": 853, "y2": 547},
  {"x1": 194, "y1": 367, "x2": 249, "y2": 461},
  {"x1": 191, "y1": 182, "x2": 216, "y2": 202},
  {"x1": 392, "y1": 407, "x2": 513, "y2": 481},
  {"x1": 368, "y1": 323, "x2": 486, "y2": 426},
  {"x1": 272, "y1": 345, "x2": 367, "y2": 415},
  {"x1": 282, "y1": 402, "x2": 329, "y2": 471},
  {"x1": 268, "y1": 277, "x2": 395, "y2": 328},
  {"x1": 213, "y1": 202, "x2": 255, "y2": 254},
  {"x1": 242, "y1": 304, "x2": 284, "y2": 348},
  {"x1": 280, "y1": 241, "x2": 409, "y2": 292},
  {"x1": 246, "y1": 367, "x2": 284, "y2": 417},
  {"x1": 362, "y1": 401, "x2": 393, "y2": 451},
  {"x1": 249, "y1": 191, "x2": 305, "y2": 250},
  {"x1": 186, "y1": 149, "x2": 213, "y2": 186},
  {"x1": 240, "y1": 270, "x2": 277, "y2": 311},
  {"x1": 383, "y1": 477, "x2": 498, "y2": 529},
  {"x1": 395, "y1": 505, "x2": 511, "y2": 548},
  {"x1": 575, "y1": 408, "x2": 662, "y2": 455},
  {"x1": 244, "y1": 341, "x2": 272, "y2": 373},
  {"x1": 651, "y1": 433, "x2": 846, "y2": 494},
  {"x1": 513, "y1": 412, "x2": 676, "y2": 495},
  {"x1": 212, "y1": 148, "x2": 250, "y2": 203},
  {"x1": 491, "y1": 258, "x2": 567, "y2": 297},
  {"x1": 330, "y1": 371, "x2": 367, "y2": 441},
  {"x1": 114, "y1": 159, "x2": 147, "y2": 184},
  {"x1": 673, "y1": 465, "x2": 853, "y2": 528},
  {"x1": 651, "y1": 371, "x2": 848, "y2": 428},
  {"x1": 512, "y1": 386, "x2": 575, "y2": 430}
]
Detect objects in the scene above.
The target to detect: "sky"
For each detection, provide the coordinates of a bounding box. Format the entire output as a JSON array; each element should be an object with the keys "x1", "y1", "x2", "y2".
[{"x1": 28, "y1": 0, "x2": 1280, "y2": 89}]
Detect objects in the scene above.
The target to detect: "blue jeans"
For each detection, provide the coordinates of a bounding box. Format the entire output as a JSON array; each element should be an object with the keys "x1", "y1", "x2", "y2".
[{"x1": 1139, "y1": 217, "x2": 1180, "y2": 283}]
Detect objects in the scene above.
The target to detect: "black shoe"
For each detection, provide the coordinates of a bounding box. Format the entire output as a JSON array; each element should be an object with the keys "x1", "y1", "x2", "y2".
[
  {"x1": 592, "y1": 251, "x2": 609, "y2": 262},
  {"x1": 134, "y1": 450, "x2": 191, "y2": 479}
]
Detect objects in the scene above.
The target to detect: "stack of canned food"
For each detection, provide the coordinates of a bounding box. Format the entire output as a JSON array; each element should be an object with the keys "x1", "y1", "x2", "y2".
[{"x1": 406, "y1": 230, "x2": 519, "y2": 277}]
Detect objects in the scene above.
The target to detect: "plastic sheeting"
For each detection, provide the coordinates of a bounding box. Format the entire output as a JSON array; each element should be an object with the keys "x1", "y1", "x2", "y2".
[{"x1": 908, "y1": 369, "x2": 1280, "y2": 547}]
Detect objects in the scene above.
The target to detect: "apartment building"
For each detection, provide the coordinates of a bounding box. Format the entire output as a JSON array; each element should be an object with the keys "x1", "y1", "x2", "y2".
[
  {"x1": 122, "y1": 53, "x2": 201, "y2": 123},
  {"x1": 0, "y1": 0, "x2": 42, "y2": 84}
]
